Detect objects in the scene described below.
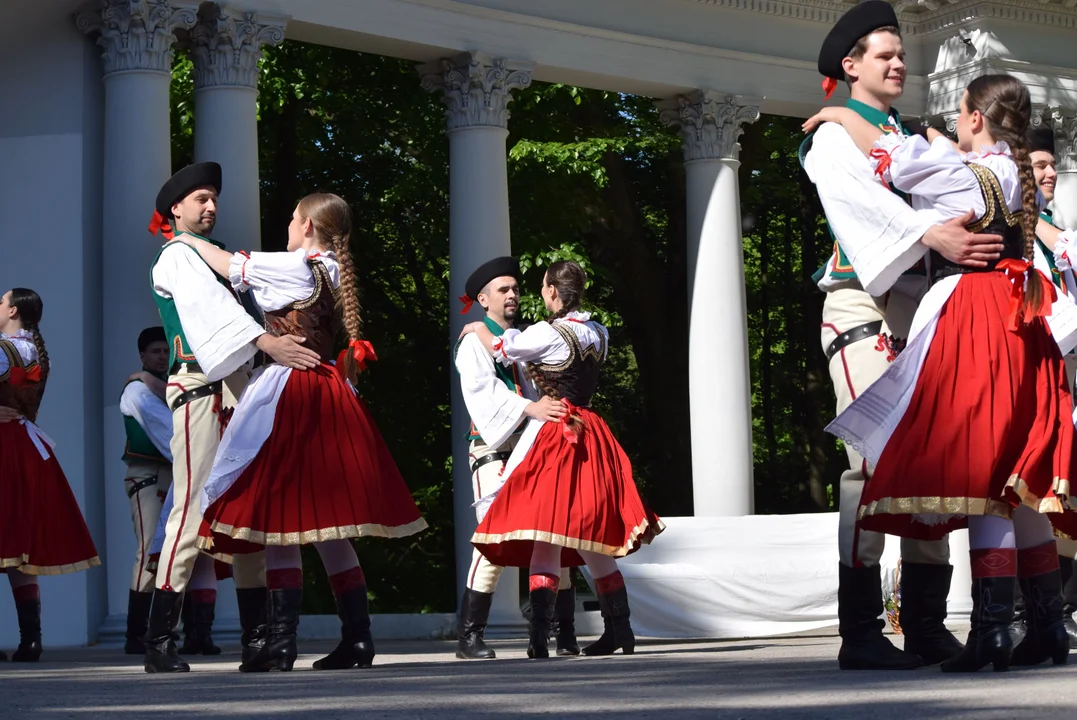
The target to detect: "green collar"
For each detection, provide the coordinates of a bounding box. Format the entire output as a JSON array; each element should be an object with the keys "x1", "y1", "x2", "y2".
[
  {"x1": 483, "y1": 315, "x2": 509, "y2": 337},
  {"x1": 844, "y1": 98, "x2": 902, "y2": 132}
]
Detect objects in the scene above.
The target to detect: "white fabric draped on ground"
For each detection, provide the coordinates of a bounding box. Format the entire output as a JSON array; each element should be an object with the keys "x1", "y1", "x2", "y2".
[{"x1": 583, "y1": 514, "x2": 972, "y2": 639}]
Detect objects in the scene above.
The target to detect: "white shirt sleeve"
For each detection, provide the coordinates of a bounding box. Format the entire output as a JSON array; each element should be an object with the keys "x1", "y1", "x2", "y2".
[
  {"x1": 873, "y1": 134, "x2": 987, "y2": 221},
  {"x1": 804, "y1": 124, "x2": 946, "y2": 297},
  {"x1": 229, "y1": 249, "x2": 342, "y2": 312},
  {"x1": 119, "y1": 382, "x2": 175, "y2": 462},
  {"x1": 492, "y1": 323, "x2": 570, "y2": 367},
  {"x1": 152, "y1": 243, "x2": 264, "y2": 381},
  {"x1": 454, "y1": 334, "x2": 532, "y2": 450}
]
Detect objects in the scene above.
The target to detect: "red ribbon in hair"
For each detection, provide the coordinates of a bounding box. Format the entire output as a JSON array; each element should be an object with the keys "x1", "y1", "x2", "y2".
[
  {"x1": 335, "y1": 339, "x2": 378, "y2": 376},
  {"x1": 822, "y1": 77, "x2": 838, "y2": 101},
  {"x1": 997, "y1": 258, "x2": 1055, "y2": 330},
  {"x1": 148, "y1": 210, "x2": 174, "y2": 240},
  {"x1": 8, "y1": 364, "x2": 42, "y2": 387},
  {"x1": 560, "y1": 400, "x2": 582, "y2": 445},
  {"x1": 458, "y1": 294, "x2": 475, "y2": 314}
]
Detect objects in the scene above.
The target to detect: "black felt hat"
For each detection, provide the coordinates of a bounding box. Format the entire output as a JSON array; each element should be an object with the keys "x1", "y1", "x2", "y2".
[
  {"x1": 464, "y1": 256, "x2": 522, "y2": 302},
  {"x1": 154, "y1": 162, "x2": 222, "y2": 220},
  {"x1": 137, "y1": 326, "x2": 166, "y2": 353},
  {"x1": 1029, "y1": 126, "x2": 1055, "y2": 155},
  {"x1": 818, "y1": 1, "x2": 900, "y2": 81}
]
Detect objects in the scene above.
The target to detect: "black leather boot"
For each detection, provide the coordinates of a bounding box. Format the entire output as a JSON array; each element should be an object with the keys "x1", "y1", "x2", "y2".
[
  {"x1": 144, "y1": 590, "x2": 189, "y2": 673},
  {"x1": 1011, "y1": 568, "x2": 1069, "y2": 666},
  {"x1": 125, "y1": 590, "x2": 153, "y2": 655},
  {"x1": 554, "y1": 587, "x2": 580, "y2": 656},
  {"x1": 1010, "y1": 586, "x2": 1028, "y2": 647},
  {"x1": 313, "y1": 586, "x2": 376, "y2": 670},
  {"x1": 236, "y1": 587, "x2": 268, "y2": 665},
  {"x1": 899, "y1": 563, "x2": 963, "y2": 665},
  {"x1": 527, "y1": 587, "x2": 556, "y2": 659},
  {"x1": 941, "y1": 575, "x2": 1015, "y2": 673},
  {"x1": 178, "y1": 597, "x2": 222, "y2": 656},
  {"x1": 455, "y1": 588, "x2": 496, "y2": 660},
  {"x1": 0, "y1": 650, "x2": 6, "y2": 661},
  {"x1": 11, "y1": 598, "x2": 43, "y2": 662},
  {"x1": 239, "y1": 588, "x2": 301, "y2": 673},
  {"x1": 1060, "y1": 554, "x2": 1077, "y2": 650},
  {"x1": 581, "y1": 585, "x2": 635, "y2": 656},
  {"x1": 837, "y1": 564, "x2": 921, "y2": 670}
]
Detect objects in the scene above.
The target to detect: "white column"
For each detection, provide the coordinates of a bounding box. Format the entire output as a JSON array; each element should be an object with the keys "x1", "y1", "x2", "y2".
[
  {"x1": 657, "y1": 91, "x2": 760, "y2": 517},
  {"x1": 421, "y1": 52, "x2": 533, "y2": 634},
  {"x1": 76, "y1": 0, "x2": 198, "y2": 628},
  {"x1": 1043, "y1": 108, "x2": 1077, "y2": 230},
  {"x1": 189, "y1": 4, "x2": 286, "y2": 250}
]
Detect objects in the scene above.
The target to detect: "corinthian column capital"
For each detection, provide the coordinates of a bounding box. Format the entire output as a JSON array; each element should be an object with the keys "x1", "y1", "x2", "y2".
[
  {"x1": 1036, "y1": 107, "x2": 1077, "y2": 173},
  {"x1": 76, "y1": 0, "x2": 197, "y2": 77},
  {"x1": 420, "y1": 52, "x2": 534, "y2": 132},
  {"x1": 657, "y1": 90, "x2": 761, "y2": 162},
  {"x1": 189, "y1": 4, "x2": 287, "y2": 90}
]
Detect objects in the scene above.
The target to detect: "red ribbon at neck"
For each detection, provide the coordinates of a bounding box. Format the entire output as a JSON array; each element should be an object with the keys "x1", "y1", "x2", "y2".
[
  {"x1": 822, "y1": 77, "x2": 837, "y2": 101},
  {"x1": 148, "y1": 210, "x2": 174, "y2": 240},
  {"x1": 458, "y1": 294, "x2": 475, "y2": 314},
  {"x1": 336, "y1": 339, "x2": 378, "y2": 375},
  {"x1": 560, "y1": 400, "x2": 582, "y2": 445},
  {"x1": 997, "y1": 258, "x2": 1055, "y2": 330}
]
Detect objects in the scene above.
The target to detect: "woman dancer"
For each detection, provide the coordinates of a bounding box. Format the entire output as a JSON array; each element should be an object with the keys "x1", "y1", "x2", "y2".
[
  {"x1": 463, "y1": 260, "x2": 663, "y2": 658},
  {"x1": 178, "y1": 193, "x2": 427, "y2": 672},
  {"x1": 806, "y1": 75, "x2": 1076, "y2": 672},
  {"x1": 0, "y1": 288, "x2": 100, "y2": 661}
]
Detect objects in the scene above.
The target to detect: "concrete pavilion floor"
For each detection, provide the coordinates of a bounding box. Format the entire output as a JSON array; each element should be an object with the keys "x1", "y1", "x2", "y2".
[{"x1": 2, "y1": 626, "x2": 1076, "y2": 719}]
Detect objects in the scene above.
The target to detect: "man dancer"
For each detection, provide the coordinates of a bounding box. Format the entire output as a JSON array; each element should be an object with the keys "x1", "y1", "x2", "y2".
[
  {"x1": 144, "y1": 162, "x2": 321, "y2": 673},
  {"x1": 803, "y1": 1, "x2": 1007, "y2": 669},
  {"x1": 453, "y1": 256, "x2": 576, "y2": 658}
]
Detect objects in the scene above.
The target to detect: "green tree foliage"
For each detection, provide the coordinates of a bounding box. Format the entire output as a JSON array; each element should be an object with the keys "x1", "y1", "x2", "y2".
[{"x1": 169, "y1": 42, "x2": 845, "y2": 613}]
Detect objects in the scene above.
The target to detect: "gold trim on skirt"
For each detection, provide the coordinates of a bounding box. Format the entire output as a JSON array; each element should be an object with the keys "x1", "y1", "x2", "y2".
[
  {"x1": 471, "y1": 517, "x2": 666, "y2": 559},
  {"x1": 198, "y1": 517, "x2": 430, "y2": 551}
]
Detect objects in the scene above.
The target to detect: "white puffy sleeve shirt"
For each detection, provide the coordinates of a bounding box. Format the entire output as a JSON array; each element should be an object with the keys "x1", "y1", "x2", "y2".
[
  {"x1": 151, "y1": 242, "x2": 265, "y2": 381},
  {"x1": 0, "y1": 331, "x2": 36, "y2": 375},
  {"x1": 493, "y1": 311, "x2": 610, "y2": 368},
  {"x1": 804, "y1": 123, "x2": 947, "y2": 297},
  {"x1": 454, "y1": 333, "x2": 533, "y2": 451},
  {"x1": 118, "y1": 382, "x2": 175, "y2": 461},
  {"x1": 229, "y1": 248, "x2": 341, "y2": 311}
]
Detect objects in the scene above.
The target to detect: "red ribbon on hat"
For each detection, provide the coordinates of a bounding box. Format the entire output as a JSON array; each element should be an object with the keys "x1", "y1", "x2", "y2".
[
  {"x1": 8, "y1": 364, "x2": 42, "y2": 387},
  {"x1": 822, "y1": 77, "x2": 838, "y2": 101},
  {"x1": 998, "y1": 258, "x2": 1055, "y2": 330},
  {"x1": 148, "y1": 210, "x2": 174, "y2": 240},
  {"x1": 336, "y1": 339, "x2": 378, "y2": 377},
  {"x1": 458, "y1": 294, "x2": 475, "y2": 314}
]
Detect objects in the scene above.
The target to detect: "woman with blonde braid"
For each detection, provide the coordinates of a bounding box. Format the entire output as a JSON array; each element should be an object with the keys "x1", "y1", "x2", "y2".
[
  {"x1": 0, "y1": 288, "x2": 100, "y2": 662},
  {"x1": 176, "y1": 193, "x2": 427, "y2": 673},
  {"x1": 806, "y1": 74, "x2": 1077, "y2": 672},
  {"x1": 463, "y1": 260, "x2": 663, "y2": 659}
]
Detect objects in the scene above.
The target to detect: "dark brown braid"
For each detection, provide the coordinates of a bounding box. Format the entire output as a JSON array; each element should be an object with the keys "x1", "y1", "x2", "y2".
[
  {"x1": 297, "y1": 193, "x2": 363, "y2": 382},
  {"x1": 965, "y1": 75, "x2": 1041, "y2": 319},
  {"x1": 8, "y1": 288, "x2": 48, "y2": 384}
]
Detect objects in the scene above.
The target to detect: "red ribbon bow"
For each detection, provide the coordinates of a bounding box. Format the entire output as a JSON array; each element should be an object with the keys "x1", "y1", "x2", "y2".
[
  {"x1": 868, "y1": 147, "x2": 893, "y2": 188},
  {"x1": 7, "y1": 364, "x2": 42, "y2": 387},
  {"x1": 560, "y1": 400, "x2": 582, "y2": 445},
  {"x1": 998, "y1": 258, "x2": 1055, "y2": 330},
  {"x1": 458, "y1": 294, "x2": 475, "y2": 314},
  {"x1": 148, "y1": 210, "x2": 174, "y2": 240},
  {"x1": 335, "y1": 339, "x2": 378, "y2": 377},
  {"x1": 821, "y1": 77, "x2": 837, "y2": 101}
]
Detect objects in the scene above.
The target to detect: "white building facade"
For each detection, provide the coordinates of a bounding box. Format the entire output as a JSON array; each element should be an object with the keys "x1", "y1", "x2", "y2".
[{"x1": 2, "y1": 0, "x2": 1077, "y2": 646}]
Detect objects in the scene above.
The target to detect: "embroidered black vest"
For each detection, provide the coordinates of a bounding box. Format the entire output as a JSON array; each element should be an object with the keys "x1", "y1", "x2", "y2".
[{"x1": 528, "y1": 323, "x2": 607, "y2": 407}]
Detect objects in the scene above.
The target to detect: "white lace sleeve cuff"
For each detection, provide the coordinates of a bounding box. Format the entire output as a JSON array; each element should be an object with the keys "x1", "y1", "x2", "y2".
[
  {"x1": 228, "y1": 252, "x2": 253, "y2": 293},
  {"x1": 1056, "y1": 231, "x2": 1077, "y2": 272},
  {"x1": 869, "y1": 133, "x2": 904, "y2": 185}
]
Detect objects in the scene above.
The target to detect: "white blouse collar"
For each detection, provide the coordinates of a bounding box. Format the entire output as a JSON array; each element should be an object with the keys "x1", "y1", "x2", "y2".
[
  {"x1": 963, "y1": 141, "x2": 1012, "y2": 162},
  {"x1": 2, "y1": 329, "x2": 33, "y2": 341},
  {"x1": 558, "y1": 310, "x2": 592, "y2": 322}
]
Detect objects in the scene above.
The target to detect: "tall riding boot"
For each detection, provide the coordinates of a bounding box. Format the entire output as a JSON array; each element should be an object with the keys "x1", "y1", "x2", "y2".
[
  {"x1": 899, "y1": 563, "x2": 964, "y2": 665},
  {"x1": 143, "y1": 589, "x2": 189, "y2": 673},
  {"x1": 1011, "y1": 546, "x2": 1069, "y2": 666},
  {"x1": 837, "y1": 564, "x2": 921, "y2": 670},
  {"x1": 125, "y1": 590, "x2": 153, "y2": 655},
  {"x1": 236, "y1": 587, "x2": 268, "y2": 665},
  {"x1": 239, "y1": 588, "x2": 301, "y2": 673},
  {"x1": 554, "y1": 587, "x2": 581, "y2": 656},
  {"x1": 1060, "y1": 554, "x2": 1077, "y2": 650},
  {"x1": 179, "y1": 595, "x2": 222, "y2": 656},
  {"x1": 581, "y1": 585, "x2": 635, "y2": 656},
  {"x1": 941, "y1": 550, "x2": 1015, "y2": 673},
  {"x1": 527, "y1": 586, "x2": 556, "y2": 659},
  {"x1": 11, "y1": 599, "x2": 43, "y2": 662},
  {"x1": 455, "y1": 588, "x2": 496, "y2": 660},
  {"x1": 314, "y1": 586, "x2": 376, "y2": 670},
  {"x1": 1011, "y1": 584, "x2": 1028, "y2": 647}
]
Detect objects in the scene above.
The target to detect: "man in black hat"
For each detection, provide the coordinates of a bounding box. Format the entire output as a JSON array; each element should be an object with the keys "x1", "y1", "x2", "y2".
[
  {"x1": 143, "y1": 162, "x2": 322, "y2": 673},
  {"x1": 453, "y1": 256, "x2": 575, "y2": 659},
  {"x1": 800, "y1": 0, "x2": 1008, "y2": 671}
]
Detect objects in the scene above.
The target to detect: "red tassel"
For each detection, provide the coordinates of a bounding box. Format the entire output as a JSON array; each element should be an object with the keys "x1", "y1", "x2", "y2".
[
  {"x1": 822, "y1": 77, "x2": 837, "y2": 101},
  {"x1": 458, "y1": 294, "x2": 475, "y2": 314}
]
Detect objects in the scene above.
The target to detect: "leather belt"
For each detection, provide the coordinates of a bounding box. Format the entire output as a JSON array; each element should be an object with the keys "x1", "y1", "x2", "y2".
[
  {"x1": 470, "y1": 451, "x2": 511, "y2": 474},
  {"x1": 171, "y1": 381, "x2": 222, "y2": 412},
  {"x1": 826, "y1": 320, "x2": 883, "y2": 361},
  {"x1": 126, "y1": 476, "x2": 159, "y2": 498}
]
